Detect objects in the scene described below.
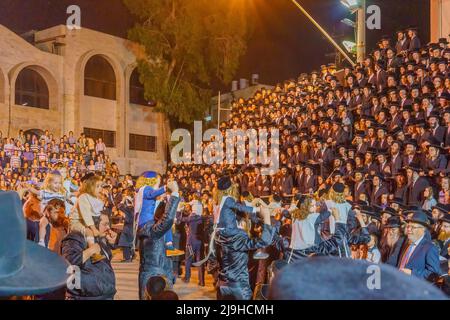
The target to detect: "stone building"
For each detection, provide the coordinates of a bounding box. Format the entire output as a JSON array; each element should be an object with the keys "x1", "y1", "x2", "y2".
[{"x1": 0, "y1": 24, "x2": 170, "y2": 175}]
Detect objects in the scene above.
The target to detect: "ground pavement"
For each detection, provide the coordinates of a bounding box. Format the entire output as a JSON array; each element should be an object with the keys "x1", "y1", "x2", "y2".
[{"x1": 112, "y1": 251, "x2": 216, "y2": 300}]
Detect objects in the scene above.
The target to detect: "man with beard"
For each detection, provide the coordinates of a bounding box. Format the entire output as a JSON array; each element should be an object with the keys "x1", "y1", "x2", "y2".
[
  {"x1": 405, "y1": 164, "x2": 430, "y2": 206},
  {"x1": 396, "y1": 211, "x2": 440, "y2": 280},
  {"x1": 435, "y1": 213, "x2": 450, "y2": 295},
  {"x1": 381, "y1": 216, "x2": 406, "y2": 264},
  {"x1": 353, "y1": 169, "x2": 370, "y2": 202},
  {"x1": 431, "y1": 204, "x2": 450, "y2": 241}
]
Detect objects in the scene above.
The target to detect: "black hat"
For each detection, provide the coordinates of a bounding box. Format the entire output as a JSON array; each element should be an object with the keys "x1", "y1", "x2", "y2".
[
  {"x1": 406, "y1": 210, "x2": 431, "y2": 228},
  {"x1": 217, "y1": 176, "x2": 232, "y2": 191},
  {"x1": 428, "y1": 111, "x2": 440, "y2": 119},
  {"x1": 404, "y1": 139, "x2": 418, "y2": 148},
  {"x1": 381, "y1": 207, "x2": 397, "y2": 217},
  {"x1": 440, "y1": 214, "x2": 450, "y2": 224},
  {"x1": 0, "y1": 192, "x2": 69, "y2": 296},
  {"x1": 268, "y1": 257, "x2": 446, "y2": 300},
  {"x1": 384, "y1": 216, "x2": 402, "y2": 228},
  {"x1": 332, "y1": 183, "x2": 345, "y2": 193},
  {"x1": 390, "y1": 197, "x2": 405, "y2": 207},
  {"x1": 431, "y1": 203, "x2": 450, "y2": 214},
  {"x1": 407, "y1": 26, "x2": 418, "y2": 32},
  {"x1": 404, "y1": 163, "x2": 422, "y2": 173},
  {"x1": 80, "y1": 172, "x2": 96, "y2": 182}
]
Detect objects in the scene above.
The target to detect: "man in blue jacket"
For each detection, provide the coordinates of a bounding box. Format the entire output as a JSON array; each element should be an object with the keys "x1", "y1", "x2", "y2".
[
  {"x1": 136, "y1": 180, "x2": 180, "y2": 300},
  {"x1": 397, "y1": 210, "x2": 441, "y2": 281}
]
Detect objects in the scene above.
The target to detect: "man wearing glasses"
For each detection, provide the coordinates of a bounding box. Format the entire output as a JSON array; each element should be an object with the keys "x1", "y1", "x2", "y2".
[{"x1": 397, "y1": 211, "x2": 441, "y2": 281}]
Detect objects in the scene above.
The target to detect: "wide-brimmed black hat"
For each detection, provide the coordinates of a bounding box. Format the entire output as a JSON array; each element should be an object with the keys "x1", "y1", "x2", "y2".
[
  {"x1": 0, "y1": 192, "x2": 69, "y2": 296},
  {"x1": 384, "y1": 216, "x2": 402, "y2": 228},
  {"x1": 406, "y1": 210, "x2": 431, "y2": 228},
  {"x1": 432, "y1": 203, "x2": 450, "y2": 214},
  {"x1": 381, "y1": 207, "x2": 398, "y2": 217},
  {"x1": 217, "y1": 176, "x2": 232, "y2": 191},
  {"x1": 268, "y1": 257, "x2": 446, "y2": 300},
  {"x1": 440, "y1": 213, "x2": 450, "y2": 224},
  {"x1": 390, "y1": 198, "x2": 406, "y2": 209}
]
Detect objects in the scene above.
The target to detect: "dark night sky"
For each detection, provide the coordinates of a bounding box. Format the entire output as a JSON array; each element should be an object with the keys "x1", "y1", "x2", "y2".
[{"x1": 0, "y1": 0, "x2": 430, "y2": 90}]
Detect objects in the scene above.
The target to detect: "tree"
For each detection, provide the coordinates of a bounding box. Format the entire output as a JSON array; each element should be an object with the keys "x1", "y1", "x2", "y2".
[{"x1": 123, "y1": 0, "x2": 252, "y2": 125}]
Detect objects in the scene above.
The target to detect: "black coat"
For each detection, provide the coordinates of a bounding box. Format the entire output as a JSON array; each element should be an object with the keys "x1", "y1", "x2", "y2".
[
  {"x1": 137, "y1": 195, "x2": 180, "y2": 299},
  {"x1": 282, "y1": 222, "x2": 348, "y2": 262},
  {"x1": 409, "y1": 36, "x2": 421, "y2": 51},
  {"x1": 354, "y1": 180, "x2": 371, "y2": 201},
  {"x1": 405, "y1": 177, "x2": 430, "y2": 206},
  {"x1": 62, "y1": 232, "x2": 116, "y2": 300},
  {"x1": 216, "y1": 224, "x2": 276, "y2": 300},
  {"x1": 385, "y1": 236, "x2": 408, "y2": 266},
  {"x1": 118, "y1": 203, "x2": 135, "y2": 248}
]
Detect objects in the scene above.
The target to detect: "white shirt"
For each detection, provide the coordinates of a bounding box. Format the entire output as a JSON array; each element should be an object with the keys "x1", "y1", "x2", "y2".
[
  {"x1": 189, "y1": 199, "x2": 203, "y2": 216},
  {"x1": 290, "y1": 213, "x2": 320, "y2": 250},
  {"x1": 408, "y1": 234, "x2": 425, "y2": 259}
]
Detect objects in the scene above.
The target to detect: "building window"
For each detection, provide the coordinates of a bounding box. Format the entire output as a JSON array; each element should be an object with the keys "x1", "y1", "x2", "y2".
[
  {"x1": 129, "y1": 134, "x2": 157, "y2": 152},
  {"x1": 129, "y1": 68, "x2": 155, "y2": 106},
  {"x1": 15, "y1": 68, "x2": 49, "y2": 109},
  {"x1": 84, "y1": 127, "x2": 116, "y2": 148},
  {"x1": 84, "y1": 55, "x2": 116, "y2": 100}
]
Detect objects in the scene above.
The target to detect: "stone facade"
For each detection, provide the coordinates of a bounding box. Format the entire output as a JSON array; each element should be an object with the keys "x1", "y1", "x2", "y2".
[
  {"x1": 430, "y1": 0, "x2": 450, "y2": 42},
  {"x1": 0, "y1": 24, "x2": 170, "y2": 175}
]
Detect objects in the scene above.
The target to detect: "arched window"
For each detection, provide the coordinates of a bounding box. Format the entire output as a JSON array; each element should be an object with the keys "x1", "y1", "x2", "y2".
[
  {"x1": 84, "y1": 55, "x2": 116, "y2": 100},
  {"x1": 15, "y1": 68, "x2": 49, "y2": 109},
  {"x1": 129, "y1": 68, "x2": 155, "y2": 106}
]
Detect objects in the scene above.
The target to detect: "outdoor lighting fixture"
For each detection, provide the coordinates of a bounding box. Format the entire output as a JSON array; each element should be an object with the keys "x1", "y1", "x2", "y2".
[
  {"x1": 341, "y1": 18, "x2": 356, "y2": 28},
  {"x1": 342, "y1": 40, "x2": 356, "y2": 53},
  {"x1": 340, "y1": 0, "x2": 360, "y2": 13}
]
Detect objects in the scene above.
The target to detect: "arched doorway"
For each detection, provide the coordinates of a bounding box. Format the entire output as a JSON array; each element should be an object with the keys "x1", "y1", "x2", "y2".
[{"x1": 24, "y1": 128, "x2": 44, "y2": 138}]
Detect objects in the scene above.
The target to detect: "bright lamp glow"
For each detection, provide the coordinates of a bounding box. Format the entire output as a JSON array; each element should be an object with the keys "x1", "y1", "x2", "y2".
[
  {"x1": 341, "y1": 18, "x2": 356, "y2": 28},
  {"x1": 342, "y1": 40, "x2": 356, "y2": 53},
  {"x1": 340, "y1": 0, "x2": 359, "y2": 8}
]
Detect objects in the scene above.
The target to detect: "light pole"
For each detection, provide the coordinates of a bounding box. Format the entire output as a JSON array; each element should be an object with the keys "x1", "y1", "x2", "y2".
[
  {"x1": 356, "y1": 0, "x2": 366, "y2": 63},
  {"x1": 341, "y1": 0, "x2": 366, "y2": 63},
  {"x1": 290, "y1": 0, "x2": 356, "y2": 67}
]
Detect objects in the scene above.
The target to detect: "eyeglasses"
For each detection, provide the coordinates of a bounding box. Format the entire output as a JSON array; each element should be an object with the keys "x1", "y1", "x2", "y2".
[{"x1": 405, "y1": 224, "x2": 424, "y2": 230}]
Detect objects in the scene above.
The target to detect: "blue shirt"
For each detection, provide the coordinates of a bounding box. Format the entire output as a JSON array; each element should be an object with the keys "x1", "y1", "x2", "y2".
[{"x1": 138, "y1": 186, "x2": 166, "y2": 227}]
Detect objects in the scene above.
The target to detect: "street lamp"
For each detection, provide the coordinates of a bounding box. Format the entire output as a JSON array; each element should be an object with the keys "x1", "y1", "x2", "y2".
[
  {"x1": 340, "y1": 0, "x2": 360, "y2": 12},
  {"x1": 341, "y1": 0, "x2": 366, "y2": 63},
  {"x1": 342, "y1": 40, "x2": 356, "y2": 53},
  {"x1": 290, "y1": 0, "x2": 356, "y2": 66},
  {"x1": 341, "y1": 18, "x2": 356, "y2": 28}
]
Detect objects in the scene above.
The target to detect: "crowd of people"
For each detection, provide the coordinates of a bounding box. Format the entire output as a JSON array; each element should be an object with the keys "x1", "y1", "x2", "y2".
[{"x1": 0, "y1": 26, "x2": 449, "y2": 300}]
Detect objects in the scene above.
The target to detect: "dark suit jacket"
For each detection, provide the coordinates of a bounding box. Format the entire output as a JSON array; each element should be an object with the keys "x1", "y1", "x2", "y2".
[
  {"x1": 390, "y1": 154, "x2": 403, "y2": 175},
  {"x1": 396, "y1": 39, "x2": 409, "y2": 54},
  {"x1": 386, "y1": 236, "x2": 408, "y2": 265},
  {"x1": 376, "y1": 70, "x2": 387, "y2": 92},
  {"x1": 408, "y1": 36, "x2": 421, "y2": 51},
  {"x1": 300, "y1": 174, "x2": 317, "y2": 194},
  {"x1": 405, "y1": 177, "x2": 430, "y2": 206},
  {"x1": 424, "y1": 155, "x2": 448, "y2": 175},
  {"x1": 354, "y1": 180, "x2": 371, "y2": 201},
  {"x1": 399, "y1": 236, "x2": 441, "y2": 280},
  {"x1": 444, "y1": 126, "x2": 450, "y2": 147},
  {"x1": 280, "y1": 175, "x2": 294, "y2": 195},
  {"x1": 355, "y1": 143, "x2": 368, "y2": 154},
  {"x1": 430, "y1": 126, "x2": 446, "y2": 144},
  {"x1": 369, "y1": 185, "x2": 388, "y2": 205}
]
